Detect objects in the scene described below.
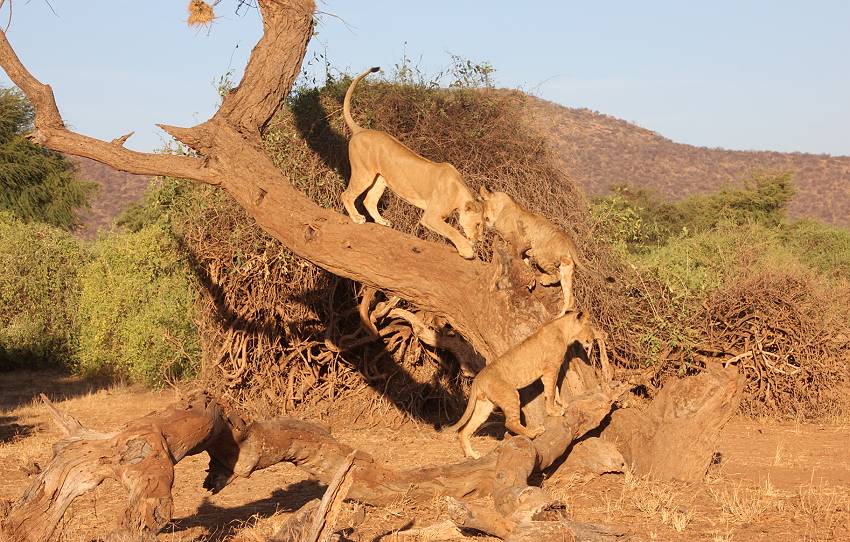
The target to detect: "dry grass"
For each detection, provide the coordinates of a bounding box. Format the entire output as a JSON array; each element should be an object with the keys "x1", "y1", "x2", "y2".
[{"x1": 708, "y1": 478, "x2": 783, "y2": 524}]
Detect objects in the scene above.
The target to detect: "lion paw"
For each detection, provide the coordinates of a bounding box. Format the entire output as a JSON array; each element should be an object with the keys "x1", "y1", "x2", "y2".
[
  {"x1": 350, "y1": 214, "x2": 367, "y2": 225},
  {"x1": 458, "y1": 246, "x2": 475, "y2": 259},
  {"x1": 546, "y1": 406, "x2": 566, "y2": 417},
  {"x1": 529, "y1": 426, "x2": 546, "y2": 438},
  {"x1": 464, "y1": 449, "x2": 481, "y2": 460},
  {"x1": 375, "y1": 218, "x2": 392, "y2": 227}
]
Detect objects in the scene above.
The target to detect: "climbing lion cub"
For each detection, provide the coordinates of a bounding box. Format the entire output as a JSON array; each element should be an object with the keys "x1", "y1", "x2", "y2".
[
  {"x1": 341, "y1": 67, "x2": 484, "y2": 259},
  {"x1": 447, "y1": 310, "x2": 594, "y2": 459},
  {"x1": 478, "y1": 187, "x2": 608, "y2": 312}
]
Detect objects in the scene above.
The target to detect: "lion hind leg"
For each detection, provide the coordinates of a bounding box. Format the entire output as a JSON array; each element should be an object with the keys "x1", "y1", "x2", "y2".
[
  {"x1": 341, "y1": 165, "x2": 376, "y2": 224},
  {"x1": 421, "y1": 208, "x2": 475, "y2": 259},
  {"x1": 362, "y1": 175, "x2": 392, "y2": 227},
  {"x1": 458, "y1": 398, "x2": 494, "y2": 459}
]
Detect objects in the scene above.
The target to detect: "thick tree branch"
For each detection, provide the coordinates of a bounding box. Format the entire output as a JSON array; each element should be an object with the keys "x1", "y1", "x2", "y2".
[{"x1": 216, "y1": 0, "x2": 315, "y2": 134}]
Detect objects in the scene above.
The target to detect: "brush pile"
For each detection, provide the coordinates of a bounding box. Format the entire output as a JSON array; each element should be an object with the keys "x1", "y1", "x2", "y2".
[
  {"x1": 171, "y1": 78, "x2": 848, "y2": 420},
  {"x1": 698, "y1": 270, "x2": 850, "y2": 418}
]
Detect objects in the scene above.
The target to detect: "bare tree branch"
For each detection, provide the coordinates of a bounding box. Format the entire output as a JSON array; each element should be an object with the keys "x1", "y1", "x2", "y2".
[{"x1": 0, "y1": 30, "x2": 216, "y2": 182}]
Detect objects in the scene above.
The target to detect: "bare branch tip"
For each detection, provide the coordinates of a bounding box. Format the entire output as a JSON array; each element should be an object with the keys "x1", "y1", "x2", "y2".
[{"x1": 111, "y1": 131, "x2": 135, "y2": 147}]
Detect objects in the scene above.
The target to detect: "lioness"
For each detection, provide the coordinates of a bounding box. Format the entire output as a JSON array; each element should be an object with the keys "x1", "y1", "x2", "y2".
[
  {"x1": 478, "y1": 187, "x2": 607, "y2": 312},
  {"x1": 447, "y1": 310, "x2": 594, "y2": 459},
  {"x1": 341, "y1": 67, "x2": 484, "y2": 259}
]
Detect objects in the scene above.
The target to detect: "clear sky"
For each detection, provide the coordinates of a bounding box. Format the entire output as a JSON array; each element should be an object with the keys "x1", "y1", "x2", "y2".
[{"x1": 2, "y1": 1, "x2": 848, "y2": 155}]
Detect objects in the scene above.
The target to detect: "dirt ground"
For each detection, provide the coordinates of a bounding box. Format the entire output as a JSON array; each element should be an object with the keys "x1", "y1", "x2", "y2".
[{"x1": 1, "y1": 371, "x2": 848, "y2": 541}]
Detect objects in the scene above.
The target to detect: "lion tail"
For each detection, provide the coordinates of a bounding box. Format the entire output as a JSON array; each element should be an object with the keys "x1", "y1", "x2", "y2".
[
  {"x1": 343, "y1": 66, "x2": 380, "y2": 135},
  {"x1": 564, "y1": 238, "x2": 616, "y2": 284},
  {"x1": 443, "y1": 381, "x2": 480, "y2": 433}
]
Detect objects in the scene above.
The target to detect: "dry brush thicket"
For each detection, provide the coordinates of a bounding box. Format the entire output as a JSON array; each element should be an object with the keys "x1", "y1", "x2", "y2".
[
  {"x1": 175, "y1": 82, "x2": 626, "y2": 420},
  {"x1": 176, "y1": 81, "x2": 849, "y2": 421}
]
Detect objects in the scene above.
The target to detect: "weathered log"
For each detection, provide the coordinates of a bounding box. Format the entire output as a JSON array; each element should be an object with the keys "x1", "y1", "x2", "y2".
[
  {"x1": 202, "y1": 385, "x2": 629, "y2": 540},
  {"x1": 0, "y1": 391, "x2": 225, "y2": 542},
  {"x1": 601, "y1": 364, "x2": 744, "y2": 481},
  {"x1": 551, "y1": 437, "x2": 626, "y2": 484},
  {"x1": 206, "y1": 386, "x2": 626, "y2": 509},
  {"x1": 269, "y1": 451, "x2": 356, "y2": 542},
  {"x1": 0, "y1": 382, "x2": 626, "y2": 542}
]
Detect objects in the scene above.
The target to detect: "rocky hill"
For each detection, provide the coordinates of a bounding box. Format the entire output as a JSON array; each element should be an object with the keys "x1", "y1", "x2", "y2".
[
  {"x1": 523, "y1": 95, "x2": 850, "y2": 226},
  {"x1": 66, "y1": 155, "x2": 152, "y2": 238}
]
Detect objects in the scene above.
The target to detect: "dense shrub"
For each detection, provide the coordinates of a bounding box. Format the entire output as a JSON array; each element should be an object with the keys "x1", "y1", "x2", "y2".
[
  {"x1": 592, "y1": 172, "x2": 795, "y2": 253},
  {"x1": 76, "y1": 224, "x2": 200, "y2": 385},
  {"x1": 780, "y1": 219, "x2": 850, "y2": 279},
  {"x1": 0, "y1": 211, "x2": 85, "y2": 369},
  {"x1": 592, "y1": 174, "x2": 850, "y2": 417},
  {"x1": 0, "y1": 87, "x2": 95, "y2": 228}
]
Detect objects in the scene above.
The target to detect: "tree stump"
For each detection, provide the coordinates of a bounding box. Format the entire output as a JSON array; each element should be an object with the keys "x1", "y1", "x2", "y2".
[{"x1": 601, "y1": 364, "x2": 744, "y2": 481}]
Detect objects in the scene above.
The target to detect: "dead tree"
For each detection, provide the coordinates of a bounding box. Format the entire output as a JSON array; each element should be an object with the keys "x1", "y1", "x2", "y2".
[{"x1": 0, "y1": 0, "x2": 596, "y2": 482}]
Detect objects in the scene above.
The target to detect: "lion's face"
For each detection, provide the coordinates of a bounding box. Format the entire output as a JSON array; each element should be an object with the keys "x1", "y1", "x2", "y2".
[
  {"x1": 478, "y1": 189, "x2": 512, "y2": 228},
  {"x1": 460, "y1": 201, "x2": 485, "y2": 243}
]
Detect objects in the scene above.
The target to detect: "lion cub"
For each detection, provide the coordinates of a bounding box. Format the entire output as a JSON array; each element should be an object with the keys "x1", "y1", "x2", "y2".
[
  {"x1": 447, "y1": 310, "x2": 594, "y2": 459},
  {"x1": 341, "y1": 67, "x2": 484, "y2": 259},
  {"x1": 478, "y1": 187, "x2": 605, "y2": 312}
]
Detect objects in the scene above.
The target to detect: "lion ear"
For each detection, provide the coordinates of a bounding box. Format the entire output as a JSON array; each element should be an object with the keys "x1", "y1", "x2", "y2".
[{"x1": 479, "y1": 186, "x2": 491, "y2": 198}]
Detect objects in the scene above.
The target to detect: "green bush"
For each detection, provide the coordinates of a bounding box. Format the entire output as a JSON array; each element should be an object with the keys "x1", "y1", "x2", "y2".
[
  {"x1": 0, "y1": 211, "x2": 85, "y2": 368},
  {"x1": 592, "y1": 172, "x2": 795, "y2": 254},
  {"x1": 76, "y1": 223, "x2": 200, "y2": 385},
  {"x1": 0, "y1": 87, "x2": 96, "y2": 229},
  {"x1": 780, "y1": 220, "x2": 850, "y2": 279},
  {"x1": 635, "y1": 222, "x2": 793, "y2": 303}
]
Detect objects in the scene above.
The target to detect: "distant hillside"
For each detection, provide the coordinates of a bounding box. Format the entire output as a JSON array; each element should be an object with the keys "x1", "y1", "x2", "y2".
[
  {"x1": 62, "y1": 92, "x2": 849, "y2": 235},
  {"x1": 523, "y1": 95, "x2": 850, "y2": 226},
  {"x1": 66, "y1": 156, "x2": 152, "y2": 238}
]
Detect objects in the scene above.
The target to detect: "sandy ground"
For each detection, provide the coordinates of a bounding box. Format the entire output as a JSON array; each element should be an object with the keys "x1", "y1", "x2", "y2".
[{"x1": 1, "y1": 371, "x2": 848, "y2": 541}]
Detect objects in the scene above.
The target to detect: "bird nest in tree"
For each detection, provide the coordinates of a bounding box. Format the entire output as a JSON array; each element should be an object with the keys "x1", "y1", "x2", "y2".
[{"x1": 187, "y1": 0, "x2": 215, "y2": 27}]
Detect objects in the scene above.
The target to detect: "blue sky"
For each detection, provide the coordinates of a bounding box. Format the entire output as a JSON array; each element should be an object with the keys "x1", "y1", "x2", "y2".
[{"x1": 2, "y1": 1, "x2": 848, "y2": 155}]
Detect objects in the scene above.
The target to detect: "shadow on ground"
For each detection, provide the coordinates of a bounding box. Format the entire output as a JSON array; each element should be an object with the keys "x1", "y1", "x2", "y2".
[
  {"x1": 0, "y1": 370, "x2": 114, "y2": 443},
  {"x1": 168, "y1": 479, "x2": 325, "y2": 541}
]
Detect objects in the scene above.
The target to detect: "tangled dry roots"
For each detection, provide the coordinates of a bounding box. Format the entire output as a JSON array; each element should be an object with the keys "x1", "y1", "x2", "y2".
[
  {"x1": 187, "y1": 0, "x2": 215, "y2": 27},
  {"x1": 178, "y1": 83, "x2": 604, "y2": 420},
  {"x1": 698, "y1": 270, "x2": 850, "y2": 418},
  {"x1": 176, "y1": 78, "x2": 849, "y2": 421}
]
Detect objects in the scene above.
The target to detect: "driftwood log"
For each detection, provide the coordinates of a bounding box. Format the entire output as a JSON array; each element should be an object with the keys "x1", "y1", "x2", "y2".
[
  {"x1": 0, "y1": 387, "x2": 626, "y2": 541},
  {"x1": 0, "y1": 391, "x2": 226, "y2": 542},
  {"x1": 602, "y1": 364, "x2": 744, "y2": 481}
]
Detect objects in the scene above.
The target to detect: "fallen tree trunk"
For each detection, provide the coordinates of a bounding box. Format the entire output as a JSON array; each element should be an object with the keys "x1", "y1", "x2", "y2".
[
  {"x1": 0, "y1": 387, "x2": 625, "y2": 541},
  {"x1": 204, "y1": 384, "x2": 630, "y2": 539},
  {"x1": 0, "y1": 391, "x2": 225, "y2": 542},
  {"x1": 601, "y1": 364, "x2": 744, "y2": 481}
]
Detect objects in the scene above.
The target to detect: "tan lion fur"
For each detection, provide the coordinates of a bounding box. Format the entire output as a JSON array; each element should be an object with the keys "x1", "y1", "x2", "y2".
[
  {"x1": 341, "y1": 67, "x2": 484, "y2": 259},
  {"x1": 447, "y1": 310, "x2": 594, "y2": 459},
  {"x1": 478, "y1": 187, "x2": 606, "y2": 312}
]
